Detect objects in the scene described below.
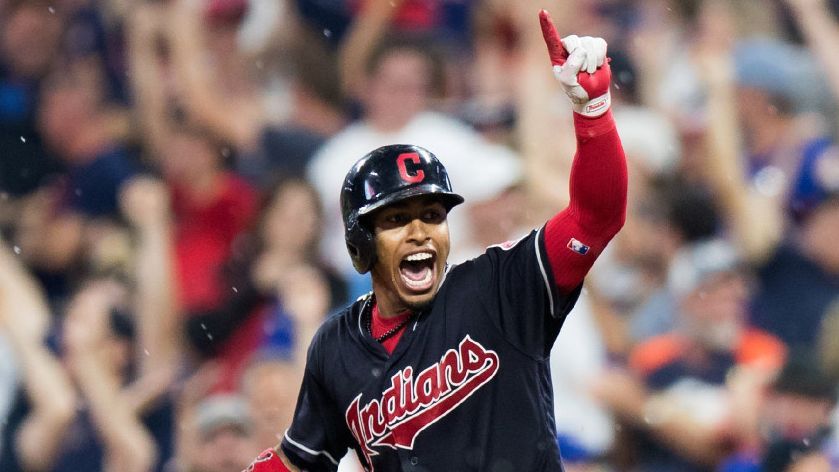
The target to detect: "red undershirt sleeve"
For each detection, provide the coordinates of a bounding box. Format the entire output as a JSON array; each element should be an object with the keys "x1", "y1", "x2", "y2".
[{"x1": 545, "y1": 110, "x2": 627, "y2": 293}]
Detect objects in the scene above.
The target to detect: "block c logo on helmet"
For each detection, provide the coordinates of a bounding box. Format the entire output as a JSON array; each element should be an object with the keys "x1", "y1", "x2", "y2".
[{"x1": 397, "y1": 152, "x2": 425, "y2": 184}]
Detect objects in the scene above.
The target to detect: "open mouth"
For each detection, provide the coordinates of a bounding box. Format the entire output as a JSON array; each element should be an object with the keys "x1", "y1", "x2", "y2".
[{"x1": 399, "y1": 251, "x2": 436, "y2": 292}]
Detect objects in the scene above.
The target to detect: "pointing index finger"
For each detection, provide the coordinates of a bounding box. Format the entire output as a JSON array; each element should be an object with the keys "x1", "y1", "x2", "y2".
[{"x1": 539, "y1": 9, "x2": 568, "y2": 66}]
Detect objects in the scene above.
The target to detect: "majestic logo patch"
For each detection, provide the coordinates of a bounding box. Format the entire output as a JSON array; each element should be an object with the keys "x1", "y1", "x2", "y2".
[
  {"x1": 346, "y1": 336, "x2": 500, "y2": 469},
  {"x1": 567, "y1": 238, "x2": 590, "y2": 255}
]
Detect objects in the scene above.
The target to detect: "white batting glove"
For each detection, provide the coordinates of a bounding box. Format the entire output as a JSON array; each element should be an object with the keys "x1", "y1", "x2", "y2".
[{"x1": 540, "y1": 11, "x2": 612, "y2": 117}]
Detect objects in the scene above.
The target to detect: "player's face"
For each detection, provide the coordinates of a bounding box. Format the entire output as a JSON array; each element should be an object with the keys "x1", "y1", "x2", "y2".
[{"x1": 370, "y1": 196, "x2": 450, "y2": 313}]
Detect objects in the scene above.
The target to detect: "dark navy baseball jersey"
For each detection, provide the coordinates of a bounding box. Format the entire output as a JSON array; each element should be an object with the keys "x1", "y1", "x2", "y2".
[{"x1": 280, "y1": 226, "x2": 581, "y2": 471}]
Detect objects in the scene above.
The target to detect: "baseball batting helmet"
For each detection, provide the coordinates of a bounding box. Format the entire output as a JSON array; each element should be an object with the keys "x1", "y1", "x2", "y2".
[{"x1": 341, "y1": 144, "x2": 464, "y2": 273}]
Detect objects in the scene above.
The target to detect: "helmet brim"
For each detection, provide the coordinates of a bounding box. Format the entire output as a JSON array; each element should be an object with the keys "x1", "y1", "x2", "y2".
[{"x1": 356, "y1": 184, "x2": 464, "y2": 218}]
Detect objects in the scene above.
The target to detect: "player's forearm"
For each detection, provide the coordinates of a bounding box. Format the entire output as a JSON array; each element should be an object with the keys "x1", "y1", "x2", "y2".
[
  {"x1": 543, "y1": 111, "x2": 626, "y2": 292},
  {"x1": 566, "y1": 110, "x2": 627, "y2": 235}
]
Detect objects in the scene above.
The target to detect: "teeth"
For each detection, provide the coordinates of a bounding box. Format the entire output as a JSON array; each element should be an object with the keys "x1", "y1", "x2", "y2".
[{"x1": 405, "y1": 252, "x2": 433, "y2": 262}]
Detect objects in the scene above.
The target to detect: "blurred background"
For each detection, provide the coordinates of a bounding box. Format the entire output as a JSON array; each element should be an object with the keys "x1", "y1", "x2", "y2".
[{"x1": 0, "y1": 0, "x2": 837, "y2": 471}]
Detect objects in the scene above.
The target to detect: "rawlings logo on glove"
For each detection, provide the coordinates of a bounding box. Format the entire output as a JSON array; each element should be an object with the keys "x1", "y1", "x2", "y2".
[{"x1": 539, "y1": 10, "x2": 612, "y2": 117}]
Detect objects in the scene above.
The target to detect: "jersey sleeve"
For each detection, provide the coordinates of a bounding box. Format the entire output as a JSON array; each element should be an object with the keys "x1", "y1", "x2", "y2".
[
  {"x1": 473, "y1": 227, "x2": 582, "y2": 359},
  {"x1": 280, "y1": 335, "x2": 350, "y2": 471}
]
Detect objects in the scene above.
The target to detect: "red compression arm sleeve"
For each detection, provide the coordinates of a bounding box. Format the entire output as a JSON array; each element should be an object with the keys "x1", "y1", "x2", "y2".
[{"x1": 545, "y1": 110, "x2": 627, "y2": 293}]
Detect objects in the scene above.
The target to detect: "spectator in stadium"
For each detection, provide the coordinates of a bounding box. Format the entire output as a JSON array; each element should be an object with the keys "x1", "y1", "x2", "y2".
[
  {"x1": 693, "y1": 16, "x2": 838, "y2": 350},
  {"x1": 165, "y1": 0, "x2": 345, "y2": 184},
  {"x1": 185, "y1": 179, "x2": 339, "y2": 391},
  {"x1": 750, "y1": 144, "x2": 839, "y2": 349},
  {"x1": 0, "y1": 239, "x2": 173, "y2": 472},
  {"x1": 624, "y1": 183, "x2": 722, "y2": 344},
  {"x1": 7, "y1": 55, "x2": 137, "y2": 303},
  {"x1": 1, "y1": 173, "x2": 185, "y2": 471},
  {"x1": 178, "y1": 393, "x2": 258, "y2": 472},
  {"x1": 0, "y1": 239, "x2": 76, "y2": 471},
  {"x1": 129, "y1": 10, "x2": 260, "y2": 317},
  {"x1": 721, "y1": 352, "x2": 837, "y2": 472},
  {"x1": 593, "y1": 239, "x2": 786, "y2": 471},
  {"x1": 0, "y1": 0, "x2": 63, "y2": 198},
  {"x1": 241, "y1": 358, "x2": 302, "y2": 450}
]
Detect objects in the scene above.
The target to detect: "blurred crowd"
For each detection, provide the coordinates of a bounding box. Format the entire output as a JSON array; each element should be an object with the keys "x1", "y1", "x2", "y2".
[{"x1": 0, "y1": 0, "x2": 837, "y2": 471}]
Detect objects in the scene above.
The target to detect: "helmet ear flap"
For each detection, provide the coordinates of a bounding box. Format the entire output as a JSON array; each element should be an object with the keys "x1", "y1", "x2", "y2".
[{"x1": 345, "y1": 214, "x2": 376, "y2": 274}]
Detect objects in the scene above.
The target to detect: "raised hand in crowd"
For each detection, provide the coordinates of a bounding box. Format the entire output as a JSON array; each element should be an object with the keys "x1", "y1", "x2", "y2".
[
  {"x1": 168, "y1": 0, "x2": 264, "y2": 151},
  {"x1": 0, "y1": 239, "x2": 76, "y2": 471},
  {"x1": 119, "y1": 177, "x2": 180, "y2": 395},
  {"x1": 63, "y1": 281, "x2": 157, "y2": 472},
  {"x1": 276, "y1": 263, "x2": 331, "y2": 366},
  {"x1": 694, "y1": 1, "x2": 783, "y2": 263},
  {"x1": 786, "y1": 0, "x2": 839, "y2": 109}
]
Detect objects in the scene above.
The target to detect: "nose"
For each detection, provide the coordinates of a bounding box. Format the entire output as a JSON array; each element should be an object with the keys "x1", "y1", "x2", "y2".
[{"x1": 406, "y1": 218, "x2": 430, "y2": 244}]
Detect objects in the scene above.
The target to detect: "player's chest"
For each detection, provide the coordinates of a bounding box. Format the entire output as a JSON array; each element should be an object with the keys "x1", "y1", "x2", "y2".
[{"x1": 328, "y1": 316, "x2": 506, "y2": 458}]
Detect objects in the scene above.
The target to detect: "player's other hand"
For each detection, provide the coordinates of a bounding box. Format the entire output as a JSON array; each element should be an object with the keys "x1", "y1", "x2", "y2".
[{"x1": 539, "y1": 10, "x2": 611, "y2": 117}]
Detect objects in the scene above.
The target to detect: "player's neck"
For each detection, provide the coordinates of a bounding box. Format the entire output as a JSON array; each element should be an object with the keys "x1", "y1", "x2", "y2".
[{"x1": 371, "y1": 282, "x2": 411, "y2": 319}]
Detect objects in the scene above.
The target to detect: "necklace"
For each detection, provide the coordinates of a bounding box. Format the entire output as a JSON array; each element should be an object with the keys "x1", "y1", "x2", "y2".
[{"x1": 365, "y1": 297, "x2": 416, "y2": 343}]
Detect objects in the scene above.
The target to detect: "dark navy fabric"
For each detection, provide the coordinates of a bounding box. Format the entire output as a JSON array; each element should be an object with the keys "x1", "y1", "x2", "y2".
[
  {"x1": 282, "y1": 228, "x2": 580, "y2": 471},
  {"x1": 751, "y1": 244, "x2": 839, "y2": 348},
  {"x1": 0, "y1": 67, "x2": 61, "y2": 196},
  {"x1": 62, "y1": 146, "x2": 139, "y2": 218}
]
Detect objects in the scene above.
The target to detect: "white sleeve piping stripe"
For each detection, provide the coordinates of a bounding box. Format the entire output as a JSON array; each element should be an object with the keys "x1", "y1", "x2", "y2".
[
  {"x1": 534, "y1": 227, "x2": 556, "y2": 317},
  {"x1": 283, "y1": 430, "x2": 340, "y2": 466}
]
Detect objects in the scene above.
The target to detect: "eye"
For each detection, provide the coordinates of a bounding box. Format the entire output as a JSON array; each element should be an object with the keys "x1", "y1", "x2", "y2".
[
  {"x1": 422, "y1": 208, "x2": 445, "y2": 223},
  {"x1": 385, "y1": 212, "x2": 408, "y2": 225}
]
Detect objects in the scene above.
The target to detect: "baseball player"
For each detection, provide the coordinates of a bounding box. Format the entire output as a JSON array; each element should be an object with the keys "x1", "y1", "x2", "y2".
[{"x1": 246, "y1": 10, "x2": 627, "y2": 471}]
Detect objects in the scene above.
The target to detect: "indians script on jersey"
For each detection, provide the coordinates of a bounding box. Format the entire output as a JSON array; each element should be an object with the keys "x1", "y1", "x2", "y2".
[{"x1": 346, "y1": 336, "x2": 500, "y2": 465}]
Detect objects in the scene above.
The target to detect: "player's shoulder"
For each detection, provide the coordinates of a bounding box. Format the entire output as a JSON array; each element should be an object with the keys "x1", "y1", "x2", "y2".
[
  {"x1": 484, "y1": 230, "x2": 537, "y2": 254},
  {"x1": 444, "y1": 230, "x2": 540, "y2": 282}
]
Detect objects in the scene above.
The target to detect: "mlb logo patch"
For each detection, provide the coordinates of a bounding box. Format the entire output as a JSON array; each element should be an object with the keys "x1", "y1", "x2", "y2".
[{"x1": 567, "y1": 238, "x2": 590, "y2": 255}]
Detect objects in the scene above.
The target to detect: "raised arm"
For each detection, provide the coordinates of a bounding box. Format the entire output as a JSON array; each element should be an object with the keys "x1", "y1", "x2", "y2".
[
  {"x1": 0, "y1": 240, "x2": 76, "y2": 471},
  {"x1": 538, "y1": 10, "x2": 628, "y2": 293},
  {"x1": 167, "y1": 0, "x2": 261, "y2": 148},
  {"x1": 127, "y1": 3, "x2": 172, "y2": 159},
  {"x1": 695, "y1": 39, "x2": 783, "y2": 263},
  {"x1": 120, "y1": 177, "x2": 181, "y2": 382},
  {"x1": 338, "y1": 0, "x2": 406, "y2": 100},
  {"x1": 63, "y1": 284, "x2": 157, "y2": 472},
  {"x1": 786, "y1": 0, "x2": 839, "y2": 107}
]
